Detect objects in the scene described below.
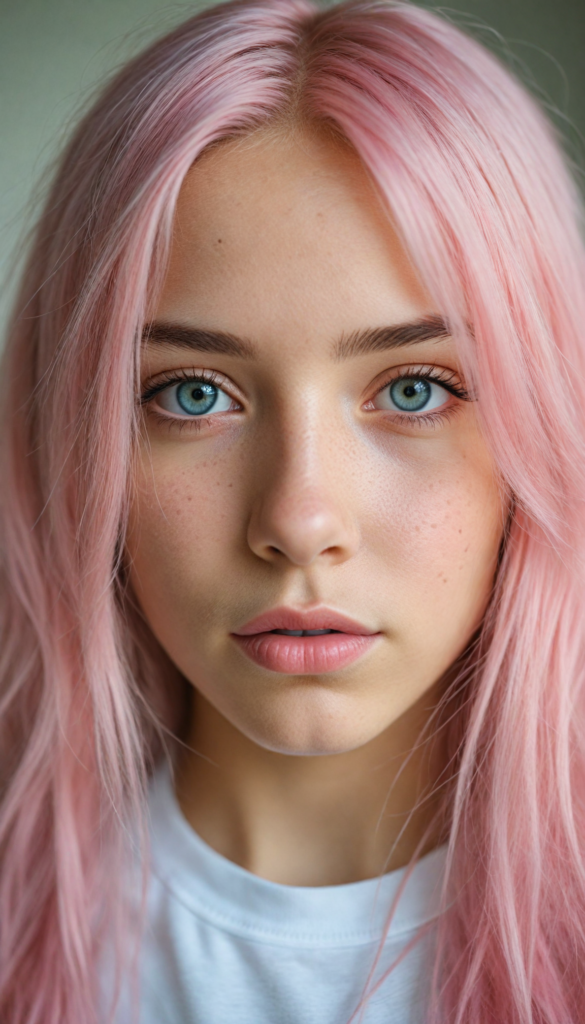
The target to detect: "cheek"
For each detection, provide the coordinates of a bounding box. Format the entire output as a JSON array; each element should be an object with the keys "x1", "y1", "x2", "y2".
[
  {"x1": 127, "y1": 445, "x2": 246, "y2": 620},
  {"x1": 363, "y1": 440, "x2": 504, "y2": 650}
]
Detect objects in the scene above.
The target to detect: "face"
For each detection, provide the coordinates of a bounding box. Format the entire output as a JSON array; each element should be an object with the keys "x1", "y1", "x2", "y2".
[{"x1": 127, "y1": 129, "x2": 505, "y2": 756}]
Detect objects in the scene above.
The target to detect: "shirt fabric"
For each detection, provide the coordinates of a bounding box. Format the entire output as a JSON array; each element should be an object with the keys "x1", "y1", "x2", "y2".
[{"x1": 109, "y1": 763, "x2": 446, "y2": 1024}]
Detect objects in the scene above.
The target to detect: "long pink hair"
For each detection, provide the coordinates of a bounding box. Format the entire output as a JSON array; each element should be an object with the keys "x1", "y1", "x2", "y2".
[{"x1": 2, "y1": 1, "x2": 585, "y2": 1020}]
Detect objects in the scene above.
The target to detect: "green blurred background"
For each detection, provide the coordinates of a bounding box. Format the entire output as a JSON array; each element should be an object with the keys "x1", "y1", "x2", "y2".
[{"x1": 0, "y1": 0, "x2": 583, "y2": 330}]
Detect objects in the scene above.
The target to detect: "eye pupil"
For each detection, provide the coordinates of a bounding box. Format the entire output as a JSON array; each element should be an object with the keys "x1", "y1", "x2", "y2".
[
  {"x1": 176, "y1": 380, "x2": 218, "y2": 415},
  {"x1": 390, "y1": 377, "x2": 431, "y2": 412}
]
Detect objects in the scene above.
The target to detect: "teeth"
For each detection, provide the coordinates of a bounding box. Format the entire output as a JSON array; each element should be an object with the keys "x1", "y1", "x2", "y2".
[{"x1": 271, "y1": 628, "x2": 337, "y2": 636}]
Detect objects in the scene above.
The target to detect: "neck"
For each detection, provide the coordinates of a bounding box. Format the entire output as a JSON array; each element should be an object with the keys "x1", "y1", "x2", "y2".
[{"x1": 175, "y1": 687, "x2": 447, "y2": 887}]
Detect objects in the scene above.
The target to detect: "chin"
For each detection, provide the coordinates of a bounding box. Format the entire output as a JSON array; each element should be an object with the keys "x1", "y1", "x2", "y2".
[{"x1": 235, "y1": 691, "x2": 387, "y2": 757}]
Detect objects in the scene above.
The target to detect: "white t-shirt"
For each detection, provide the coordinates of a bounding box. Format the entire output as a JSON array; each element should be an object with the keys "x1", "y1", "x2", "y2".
[{"x1": 109, "y1": 764, "x2": 446, "y2": 1024}]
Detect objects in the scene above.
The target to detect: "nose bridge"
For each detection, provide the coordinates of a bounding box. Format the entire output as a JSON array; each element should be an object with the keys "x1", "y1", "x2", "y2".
[
  {"x1": 279, "y1": 401, "x2": 328, "y2": 498},
  {"x1": 246, "y1": 395, "x2": 358, "y2": 567}
]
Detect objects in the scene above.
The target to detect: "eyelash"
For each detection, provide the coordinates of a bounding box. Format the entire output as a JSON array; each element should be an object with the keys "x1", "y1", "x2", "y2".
[
  {"x1": 140, "y1": 364, "x2": 472, "y2": 431},
  {"x1": 369, "y1": 364, "x2": 471, "y2": 429},
  {"x1": 141, "y1": 368, "x2": 238, "y2": 431},
  {"x1": 393, "y1": 365, "x2": 468, "y2": 399},
  {"x1": 141, "y1": 367, "x2": 225, "y2": 403}
]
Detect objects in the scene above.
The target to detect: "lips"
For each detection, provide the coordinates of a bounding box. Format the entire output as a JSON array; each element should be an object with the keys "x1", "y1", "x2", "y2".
[{"x1": 231, "y1": 607, "x2": 380, "y2": 675}]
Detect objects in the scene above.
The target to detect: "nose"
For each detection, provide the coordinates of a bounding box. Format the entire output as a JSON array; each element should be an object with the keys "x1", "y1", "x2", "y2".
[{"x1": 246, "y1": 419, "x2": 360, "y2": 568}]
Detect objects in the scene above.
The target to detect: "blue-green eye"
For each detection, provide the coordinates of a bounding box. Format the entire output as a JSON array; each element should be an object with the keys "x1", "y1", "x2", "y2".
[
  {"x1": 156, "y1": 379, "x2": 233, "y2": 417},
  {"x1": 374, "y1": 376, "x2": 449, "y2": 414}
]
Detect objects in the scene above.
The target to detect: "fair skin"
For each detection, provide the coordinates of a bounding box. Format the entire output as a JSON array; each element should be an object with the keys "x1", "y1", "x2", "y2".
[{"x1": 127, "y1": 128, "x2": 505, "y2": 886}]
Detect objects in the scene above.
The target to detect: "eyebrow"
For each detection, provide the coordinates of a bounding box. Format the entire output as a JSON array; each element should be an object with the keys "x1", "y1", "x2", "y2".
[
  {"x1": 142, "y1": 313, "x2": 450, "y2": 360},
  {"x1": 334, "y1": 315, "x2": 450, "y2": 360},
  {"x1": 142, "y1": 322, "x2": 255, "y2": 358}
]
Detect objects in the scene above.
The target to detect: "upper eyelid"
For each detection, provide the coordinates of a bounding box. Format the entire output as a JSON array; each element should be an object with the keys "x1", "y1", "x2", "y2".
[
  {"x1": 140, "y1": 367, "x2": 240, "y2": 404},
  {"x1": 372, "y1": 362, "x2": 464, "y2": 380},
  {"x1": 140, "y1": 362, "x2": 470, "y2": 407},
  {"x1": 368, "y1": 363, "x2": 470, "y2": 400},
  {"x1": 143, "y1": 362, "x2": 465, "y2": 384}
]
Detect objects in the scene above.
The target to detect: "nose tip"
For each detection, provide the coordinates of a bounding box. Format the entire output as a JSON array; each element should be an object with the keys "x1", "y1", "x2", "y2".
[{"x1": 247, "y1": 487, "x2": 359, "y2": 567}]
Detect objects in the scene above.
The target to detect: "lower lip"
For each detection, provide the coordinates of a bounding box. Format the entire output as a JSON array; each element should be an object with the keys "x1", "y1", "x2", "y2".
[{"x1": 231, "y1": 632, "x2": 380, "y2": 674}]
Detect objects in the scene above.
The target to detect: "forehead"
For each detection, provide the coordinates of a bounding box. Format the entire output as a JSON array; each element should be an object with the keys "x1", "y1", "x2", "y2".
[{"x1": 155, "y1": 129, "x2": 433, "y2": 347}]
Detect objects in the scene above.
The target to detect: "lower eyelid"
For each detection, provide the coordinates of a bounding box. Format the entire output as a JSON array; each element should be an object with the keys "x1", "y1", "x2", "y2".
[{"x1": 144, "y1": 372, "x2": 461, "y2": 429}]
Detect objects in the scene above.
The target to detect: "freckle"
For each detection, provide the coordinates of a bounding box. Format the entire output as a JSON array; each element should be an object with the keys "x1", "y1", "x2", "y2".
[
  {"x1": 464, "y1": 545, "x2": 469, "y2": 553},
  {"x1": 217, "y1": 238, "x2": 222, "y2": 243},
  {"x1": 431, "y1": 523, "x2": 437, "y2": 529},
  {"x1": 458, "y1": 529, "x2": 462, "y2": 534}
]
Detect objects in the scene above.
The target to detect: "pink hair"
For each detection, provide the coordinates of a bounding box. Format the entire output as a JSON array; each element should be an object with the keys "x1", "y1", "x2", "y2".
[{"x1": 1, "y1": 1, "x2": 585, "y2": 1020}]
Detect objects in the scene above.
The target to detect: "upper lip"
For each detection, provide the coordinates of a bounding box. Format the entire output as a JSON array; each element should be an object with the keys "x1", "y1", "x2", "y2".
[{"x1": 232, "y1": 606, "x2": 378, "y2": 636}]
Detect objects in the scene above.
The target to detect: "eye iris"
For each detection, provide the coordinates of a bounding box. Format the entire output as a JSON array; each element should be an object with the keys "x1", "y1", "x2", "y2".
[
  {"x1": 390, "y1": 377, "x2": 431, "y2": 412},
  {"x1": 176, "y1": 381, "x2": 218, "y2": 415}
]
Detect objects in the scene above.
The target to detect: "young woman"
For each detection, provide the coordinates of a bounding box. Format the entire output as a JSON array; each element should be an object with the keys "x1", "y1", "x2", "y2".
[{"x1": 1, "y1": 0, "x2": 585, "y2": 1021}]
